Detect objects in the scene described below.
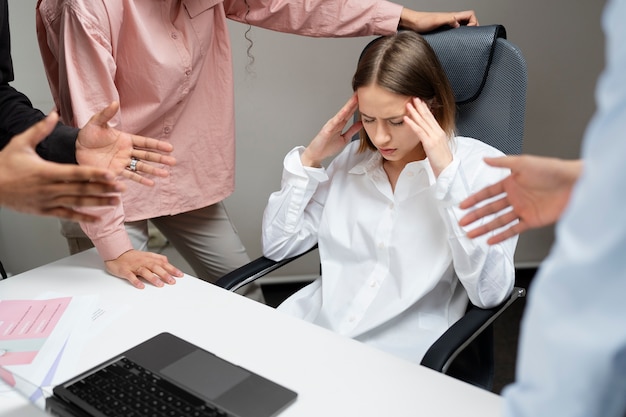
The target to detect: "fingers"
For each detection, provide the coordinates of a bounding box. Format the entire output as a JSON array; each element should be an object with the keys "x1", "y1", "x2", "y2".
[
  {"x1": 129, "y1": 150, "x2": 176, "y2": 177},
  {"x1": 459, "y1": 181, "x2": 506, "y2": 210},
  {"x1": 87, "y1": 101, "x2": 121, "y2": 128},
  {"x1": 481, "y1": 155, "x2": 520, "y2": 170},
  {"x1": 342, "y1": 120, "x2": 363, "y2": 141},
  {"x1": 465, "y1": 209, "x2": 518, "y2": 238},
  {"x1": 454, "y1": 10, "x2": 478, "y2": 26},
  {"x1": 49, "y1": 195, "x2": 120, "y2": 210},
  {"x1": 459, "y1": 195, "x2": 510, "y2": 226},
  {"x1": 115, "y1": 268, "x2": 147, "y2": 289},
  {"x1": 486, "y1": 221, "x2": 529, "y2": 245},
  {"x1": 106, "y1": 252, "x2": 184, "y2": 290},
  {"x1": 42, "y1": 207, "x2": 103, "y2": 223},
  {"x1": 131, "y1": 147, "x2": 176, "y2": 165},
  {"x1": 405, "y1": 98, "x2": 438, "y2": 134},
  {"x1": 36, "y1": 163, "x2": 122, "y2": 195},
  {"x1": 333, "y1": 95, "x2": 358, "y2": 127},
  {"x1": 120, "y1": 168, "x2": 156, "y2": 186},
  {"x1": 131, "y1": 135, "x2": 174, "y2": 154}
]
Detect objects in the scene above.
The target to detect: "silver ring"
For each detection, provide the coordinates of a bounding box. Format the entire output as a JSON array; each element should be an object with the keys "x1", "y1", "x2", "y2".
[{"x1": 128, "y1": 157, "x2": 139, "y2": 172}]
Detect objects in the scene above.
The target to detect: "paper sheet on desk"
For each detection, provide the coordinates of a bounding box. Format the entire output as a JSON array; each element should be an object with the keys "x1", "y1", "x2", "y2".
[{"x1": 0, "y1": 294, "x2": 128, "y2": 408}]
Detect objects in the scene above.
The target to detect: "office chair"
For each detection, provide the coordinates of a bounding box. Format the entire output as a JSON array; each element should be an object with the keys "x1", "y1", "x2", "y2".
[{"x1": 217, "y1": 25, "x2": 528, "y2": 391}]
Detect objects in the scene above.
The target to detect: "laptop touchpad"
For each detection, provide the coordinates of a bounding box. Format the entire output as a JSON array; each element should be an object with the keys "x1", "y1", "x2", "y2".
[{"x1": 161, "y1": 349, "x2": 250, "y2": 399}]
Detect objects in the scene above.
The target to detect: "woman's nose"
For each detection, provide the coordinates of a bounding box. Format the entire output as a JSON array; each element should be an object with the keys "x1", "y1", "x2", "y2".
[{"x1": 373, "y1": 124, "x2": 390, "y2": 145}]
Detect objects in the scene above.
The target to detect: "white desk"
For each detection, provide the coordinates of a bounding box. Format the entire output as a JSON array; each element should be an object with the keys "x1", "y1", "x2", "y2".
[{"x1": 0, "y1": 249, "x2": 503, "y2": 416}]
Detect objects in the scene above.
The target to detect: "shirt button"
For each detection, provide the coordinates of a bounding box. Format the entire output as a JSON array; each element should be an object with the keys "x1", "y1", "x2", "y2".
[
  {"x1": 185, "y1": 69, "x2": 191, "y2": 76},
  {"x1": 171, "y1": 32, "x2": 178, "y2": 39},
  {"x1": 406, "y1": 171, "x2": 415, "y2": 177},
  {"x1": 348, "y1": 316, "x2": 356, "y2": 323},
  {"x1": 378, "y1": 242, "x2": 385, "y2": 249},
  {"x1": 369, "y1": 280, "x2": 377, "y2": 288},
  {"x1": 163, "y1": 126, "x2": 172, "y2": 134}
]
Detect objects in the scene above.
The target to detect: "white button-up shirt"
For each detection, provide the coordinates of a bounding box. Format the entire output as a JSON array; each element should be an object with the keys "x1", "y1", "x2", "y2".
[{"x1": 263, "y1": 138, "x2": 517, "y2": 363}]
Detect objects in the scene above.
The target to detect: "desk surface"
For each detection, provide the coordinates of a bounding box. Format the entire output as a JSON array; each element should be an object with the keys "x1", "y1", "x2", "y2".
[{"x1": 0, "y1": 249, "x2": 503, "y2": 416}]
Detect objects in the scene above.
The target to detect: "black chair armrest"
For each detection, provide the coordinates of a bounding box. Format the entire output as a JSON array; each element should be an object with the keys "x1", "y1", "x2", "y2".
[
  {"x1": 215, "y1": 245, "x2": 318, "y2": 292},
  {"x1": 421, "y1": 287, "x2": 526, "y2": 375}
]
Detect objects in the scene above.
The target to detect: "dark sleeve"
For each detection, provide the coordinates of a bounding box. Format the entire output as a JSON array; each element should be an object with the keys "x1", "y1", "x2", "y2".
[{"x1": 0, "y1": 0, "x2": 78, "y2": 164}]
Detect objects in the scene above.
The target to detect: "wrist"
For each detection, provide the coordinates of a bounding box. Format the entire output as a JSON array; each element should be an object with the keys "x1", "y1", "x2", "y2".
[{"x1": 300, "y1": 148, "x2": 322, "y2": 168}]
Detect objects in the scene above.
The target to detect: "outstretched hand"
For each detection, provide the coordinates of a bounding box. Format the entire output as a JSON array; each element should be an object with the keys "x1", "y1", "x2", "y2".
[
  {"x1": 76, "y1": 102, "x2": 176, "y2": 186},
  {"x1": 300, "y1": 95, "x2": 362, "y2": 167},
  {"x1": 0, "y1": 112, "x2": 123, "y2": 222},
  {"x1": 458, "y1": 155, "x2": 583, "y2": 244}
]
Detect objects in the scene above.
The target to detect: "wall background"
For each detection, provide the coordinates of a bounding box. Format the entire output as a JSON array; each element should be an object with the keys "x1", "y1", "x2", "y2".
[{"x1": 1, "y1": 0, "x2": 606, "y2": 277}]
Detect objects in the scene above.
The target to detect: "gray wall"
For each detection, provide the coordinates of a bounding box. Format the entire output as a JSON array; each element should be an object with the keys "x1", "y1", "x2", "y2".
[{"x1": 0, "y1": 0, "x2": 606, "y2": 277}]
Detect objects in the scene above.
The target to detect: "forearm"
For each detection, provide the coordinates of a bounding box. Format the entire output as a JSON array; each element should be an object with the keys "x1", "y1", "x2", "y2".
[
  {"x1": 558, "y1": 158, "x2": 583, "y2": 187},
  {"x1": 262, "y1": 147, "x2": 325, "y2": 260},
  {"x1": 225, "y1": 0, "x2": 401, "y2": 37},
  {"x1": 0, "y1": 84, "x2": 78, "y2": 163},
  {"x1": 79, "y1": 203, "x2": 133, "y2": 261},
  {"x1": 437, "y1": 158, "x2": 516, "y2": 307}
]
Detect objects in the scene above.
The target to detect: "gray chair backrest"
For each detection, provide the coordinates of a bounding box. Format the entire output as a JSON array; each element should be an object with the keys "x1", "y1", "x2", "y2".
[{"x1": 423, "y1": 25, "x2": 527, "y2": 154}]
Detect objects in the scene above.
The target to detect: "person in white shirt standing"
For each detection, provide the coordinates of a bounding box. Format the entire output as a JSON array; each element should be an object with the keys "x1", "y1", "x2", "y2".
[{"x1": 262, "y1": 31, "x2": 517, "y2": 363}]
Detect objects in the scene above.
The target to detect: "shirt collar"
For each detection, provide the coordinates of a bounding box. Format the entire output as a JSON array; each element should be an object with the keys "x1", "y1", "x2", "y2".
[{"x1": 348, "y1": 150, "x2": 432, "y2": 176}]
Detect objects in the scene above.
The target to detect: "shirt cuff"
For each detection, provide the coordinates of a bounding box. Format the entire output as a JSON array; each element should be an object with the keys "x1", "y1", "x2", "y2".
[
  {"x1": 434, "y1": 157, "x2": 461, "y2": 202},
  {"x1": 90, "y1": 228, "x2": 134, "y2": 261},
  {"x1": 284, "y1": 146, "x2": 329, "y2": 183},
  {"x1": 377, "y1": 1, "x2": 404, "y2": 34}
]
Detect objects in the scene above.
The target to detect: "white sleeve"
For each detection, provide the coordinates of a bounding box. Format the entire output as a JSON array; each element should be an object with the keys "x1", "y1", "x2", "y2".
[
  {"x1": 262, "y1": 146, "x2": 329, "y2": 260},
  {"x1": 434, "y1": 148, "x2": 517, "y2": 308}
]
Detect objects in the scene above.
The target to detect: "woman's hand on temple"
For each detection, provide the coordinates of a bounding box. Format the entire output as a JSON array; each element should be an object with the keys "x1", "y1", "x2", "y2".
[{"x1": 301, "y1": 95, "x2": 362, "y2": 167}]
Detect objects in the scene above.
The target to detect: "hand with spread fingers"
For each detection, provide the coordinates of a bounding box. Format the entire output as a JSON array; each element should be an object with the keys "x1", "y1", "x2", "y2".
[
  {"x1": 0, "y1": 112, "x2": 124, "y2": 222},
  {"x1": 458, "y1": 155, "x2": 583, "y2": 244},
  {"x1": 105, "y1": 249, "x2": 184, "y2": 289},
  {"x1": 75, "y1": 102, "x2": 176, "y2": 186}
]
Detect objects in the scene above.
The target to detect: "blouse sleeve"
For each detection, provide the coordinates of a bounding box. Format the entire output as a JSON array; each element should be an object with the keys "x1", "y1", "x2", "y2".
[
  {"x1": 37, "y1": 2, "x2": 132, "y2": 260},
  {"x1": 224, "y1": 0, "x2": 402, "y2": 38},
  {"x1": 262, "y1": 146, "x2": 329, "y2": 261},
  {"x1": 433, "y1": 144, "x2": 517, "y2": 308}
]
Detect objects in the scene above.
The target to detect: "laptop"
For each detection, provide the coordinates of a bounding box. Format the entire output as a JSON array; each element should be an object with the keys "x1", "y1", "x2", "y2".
[{"x1": 45, "y1": 332, "x2": 297, "y2": 417}]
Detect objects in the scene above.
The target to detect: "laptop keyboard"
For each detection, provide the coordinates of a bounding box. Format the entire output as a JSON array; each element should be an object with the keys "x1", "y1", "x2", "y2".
[{"x1": 64, "y1": 357, "x2": 230, "y2": 417}]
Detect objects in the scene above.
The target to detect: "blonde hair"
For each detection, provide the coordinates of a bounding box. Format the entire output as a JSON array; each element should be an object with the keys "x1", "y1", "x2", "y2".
[{"x1": 352, "y1": 31, "x2": 456, "y2": 152}]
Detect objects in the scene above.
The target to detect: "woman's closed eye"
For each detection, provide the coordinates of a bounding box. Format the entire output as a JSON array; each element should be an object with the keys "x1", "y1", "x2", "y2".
[
  {"x1": 362, "y1": 116, "x2": 375, "y2": 124},
  {"x1": 361, "y1": 117, "x2": 404, "y2": 126}
]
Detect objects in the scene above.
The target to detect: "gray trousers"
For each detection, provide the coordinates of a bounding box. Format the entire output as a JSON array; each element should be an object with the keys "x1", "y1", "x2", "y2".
[{"x1": 60, "y1": 202, "x2": 265, "y2": 303}]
